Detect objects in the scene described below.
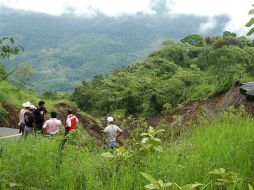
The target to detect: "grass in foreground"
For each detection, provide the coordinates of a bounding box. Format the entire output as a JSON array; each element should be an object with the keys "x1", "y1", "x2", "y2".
[{"x1": 0, "y1": 109, "x2": 254, "y2": 189}]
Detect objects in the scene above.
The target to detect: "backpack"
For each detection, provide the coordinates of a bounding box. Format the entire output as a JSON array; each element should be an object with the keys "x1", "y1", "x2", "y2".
[{"x1": 24, "y1": 113, "x2": 32, "y2": 127}]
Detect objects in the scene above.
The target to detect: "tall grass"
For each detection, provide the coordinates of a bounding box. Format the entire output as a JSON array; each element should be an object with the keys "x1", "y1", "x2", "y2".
[{"x1": 1, "y1": 109, "x2": 254, "y2": 189}]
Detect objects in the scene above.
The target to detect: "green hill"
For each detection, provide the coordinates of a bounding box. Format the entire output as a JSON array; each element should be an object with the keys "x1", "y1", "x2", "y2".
[
  {"x1": 73, "y1": 32, "x2": 254, "y2": 116},
  {"x1": 0, "y1": 7, "x2": 228, "y2": 92}
]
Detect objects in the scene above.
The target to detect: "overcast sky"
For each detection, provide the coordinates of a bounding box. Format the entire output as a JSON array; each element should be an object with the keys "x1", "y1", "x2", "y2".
[{"x1": 0, "y1": 0, "x2": 252, "y2": 34}]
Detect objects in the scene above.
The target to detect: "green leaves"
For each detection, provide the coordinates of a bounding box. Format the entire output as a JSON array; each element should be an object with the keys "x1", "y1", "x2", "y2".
[
  {"x1": 141, "y1": 172, "x2": 173, "y2": 190},
  {"x1": 247, "y1": 28, "x2": 254, "y2": 36},
  {"x1": 101, "y1": 152, "x2": 115, "y2": 158},
  {"x1": 141, "y1": 172, "x2": 157, "y2": 183},
  {"x1": 245, "y1": 18, "x2": 254, "y2": 27},
  {"x1": 0, "y1": 37, "x2": 22, "y2": 59},
  {"x1": 101, "y1": 147, "x2": 132, "y2": 160},
  {"x1": 153, "y1": 145, "x2": 163, "y2": 152},
  {"x1": 209, "y1": 168, "x2": 243, "y2": 187},
  {"x1": 141, "y1": 173, "x2": 203, "y2": 190},
  {"x1": 248, "y1": 184, "x2": 254, "y2": 190},
  {"x1": 139, "y1": 127, "x2": 165, "y2": 153},
  {"x1": 246, "y1": 5, "x2": 254, "y2": 35},
  {"x1": 178, "y1": 183, "x2": 203, "y2": 190}
]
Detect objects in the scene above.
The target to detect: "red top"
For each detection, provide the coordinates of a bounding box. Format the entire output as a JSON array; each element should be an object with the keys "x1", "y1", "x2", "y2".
[{"x1": 65, "y1": 114, "x2": 78, "y2": 131}]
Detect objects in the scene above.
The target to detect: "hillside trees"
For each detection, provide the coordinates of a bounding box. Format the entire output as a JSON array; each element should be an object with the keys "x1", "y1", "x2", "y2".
[
  {"x1": 12, "y1": 62, "x2": 36, "y2": 87},
  {"x1": 180, "y1": 34, "x2": 205, "y2": 47},
  {"x1": 0, "y1": 37, "x2": 22, "y2": 82},
  {"x1": 73, "y1": 33, "x2": 254, "y2": 116}
]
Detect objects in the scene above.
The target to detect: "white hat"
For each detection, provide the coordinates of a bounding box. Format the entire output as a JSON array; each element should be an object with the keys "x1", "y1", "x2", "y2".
[
  {"x1": 30, "y1": 105, "x2": 37, "y2": 109},
  {"x1": 107, "y1": 116, "x2": 114, "y2": 123},
  {"x1": 22, "y1": 102, "x2": 31, "y2": 108}
]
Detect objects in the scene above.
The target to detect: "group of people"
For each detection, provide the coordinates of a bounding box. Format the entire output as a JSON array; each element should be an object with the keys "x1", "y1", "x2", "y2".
[
  {"x1": 18, "y1": 101, "x2": 79, "y2": 137},
  {"x1": 18, "y1": 101, "x2": 124, "y2": 148}
]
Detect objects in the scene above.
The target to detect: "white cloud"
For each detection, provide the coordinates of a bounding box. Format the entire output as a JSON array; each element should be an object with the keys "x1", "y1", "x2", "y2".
[
  {"x1": 167, "y1": 0, "x2": 253, "y2": 34},
  {"x1": 0, "y1": 0, "x2": 252, "y2": 33},
  {"x1": 199, "y1": 17, "x2": 218, "y2": 33},
  {"x1": 0, "y1": 0, "x2": 156, "y2": 16}
]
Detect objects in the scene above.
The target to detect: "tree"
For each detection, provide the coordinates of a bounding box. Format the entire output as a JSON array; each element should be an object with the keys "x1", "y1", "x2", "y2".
[
  {"x1": 12, "y1": 62, "x2": 36, "y2": 87},
  {"x1": 123, "y1": 91, "x2": 142, "y2": 115},
  {"x1": 246, "y1": 4, "x2": 254, "y2": 35},
  {"x1": 0, "y1": 37, "x2": 23, "y2": 82},
  {"x1": 73, "y1": 86, "x2": 94, "y2": 112},
  {"x1": 149, "y1": 94, "x2": 162, "y2": 114},
  {"x1": 223, "y1": 31, "x2": 237, "y2": 37},
  {"x1": 180, "y1": 34, "x2": 205, "y2": 47}
]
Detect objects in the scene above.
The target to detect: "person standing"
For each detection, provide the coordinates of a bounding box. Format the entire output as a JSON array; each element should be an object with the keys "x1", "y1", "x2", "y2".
[
  {"x1": 24, "y1": 105, "x2": 37, "y2": 137},
  {"x1": 34, "y1": 101, "x2": 48, "y2": 131},
  {"x1": 42, "y1": 112, "x2": 62, "y2": 135},
  {"x1": 103, "y1": 117, "x2": 123, "y2": 149},
  {"x1": 65, "y1": 109, "x2": 79, "y2": 135},
  {"x1": 18, "y1": 102, "x2": 30, "y2": 136}
]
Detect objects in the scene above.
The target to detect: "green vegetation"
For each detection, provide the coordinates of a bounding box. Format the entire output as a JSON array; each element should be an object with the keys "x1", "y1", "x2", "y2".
[
  {"x1": 12, "y1": 62, "x2": 36, "y2": 87},
  {"x1": 73, "y1": 32, "x2": 254, "y2": 116},
  {"x1": 0, "y1": 8, "x2": 228, "y2": 92},
  {"x1": 1, "y1": 109, "x2": 254, "y2": 189},
  {"x1": 246, "y1": 4, "x2": 254, "y2": 36},
  {"x1": 0, "y1": 37, "x2": 23, "y2": 83}
]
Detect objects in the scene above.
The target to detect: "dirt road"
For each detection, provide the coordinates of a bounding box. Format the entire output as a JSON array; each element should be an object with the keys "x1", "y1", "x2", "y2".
[{"x1": 0, "y1": 127, "x2": 21, "y2": 139}]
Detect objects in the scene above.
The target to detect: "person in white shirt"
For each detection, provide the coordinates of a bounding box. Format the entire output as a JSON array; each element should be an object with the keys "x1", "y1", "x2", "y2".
[
  {"x1": 18, "y1": 102, "x2": 31, "y2": 136},
  {"x1": 42, "y1": 112, "x2": 62, "y2": 135},
  {"x1": 103, "y1": 117, "x2": 123, "y2": 148}
]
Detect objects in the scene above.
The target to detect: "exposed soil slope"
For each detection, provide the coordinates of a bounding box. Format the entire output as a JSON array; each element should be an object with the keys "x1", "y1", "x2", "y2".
[
  {"x1": 148, "y1": 84, "x2": 254, "y2": 127},
  {"x1": 0, "y1": 103, "x2": 19, "y2": 128}
]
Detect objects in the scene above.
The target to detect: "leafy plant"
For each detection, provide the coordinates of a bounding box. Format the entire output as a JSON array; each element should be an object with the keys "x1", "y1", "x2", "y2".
[
  {"x1": 209, "y1": 168, "x2": 243, "y2": 187},
  {"x1": 101, "y1": 146, "x2": 132, "y2": 160},
  {"x1": 141, "y1": 173, "x2": 203, "y2": 190},
  {"x1": 141, "y1": 172, "x2": 173, "y2": 190},
  {"x1": 139, "y1": 126, "x2": 165, "y2": 153},
  {"x1": 174, "y1": 182, "x2": 204, "y2": 190}
]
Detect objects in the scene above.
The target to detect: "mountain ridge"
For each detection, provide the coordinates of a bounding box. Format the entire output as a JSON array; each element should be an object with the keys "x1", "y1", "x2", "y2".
[{"x1": 0, "y1": 7, "x2": 228, "y2": 92}]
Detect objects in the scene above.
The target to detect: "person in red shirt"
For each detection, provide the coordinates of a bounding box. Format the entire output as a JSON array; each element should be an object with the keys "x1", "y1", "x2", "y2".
[{"x1": 65, "y1": 109, "x2": 79, "y2": 135}]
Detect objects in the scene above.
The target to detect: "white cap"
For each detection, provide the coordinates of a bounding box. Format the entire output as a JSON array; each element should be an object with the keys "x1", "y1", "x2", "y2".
[
  {"x1": 107, "y1": 116, "x2": 114, "y2": 123},
  {"x1": 30, "y1": 105, "x2": 37, "y2": 110},
  {"x1": 22, "y1": 102, "x2": 31, "y2": 108}
]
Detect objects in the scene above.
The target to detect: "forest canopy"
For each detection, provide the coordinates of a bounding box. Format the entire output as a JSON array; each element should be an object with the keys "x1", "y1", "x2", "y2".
[{"x1": 73, "y1": 32, "x2": 254, "y2": 116}]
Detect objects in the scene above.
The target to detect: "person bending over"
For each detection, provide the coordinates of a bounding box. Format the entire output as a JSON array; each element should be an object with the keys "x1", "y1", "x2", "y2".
[{"x1": 42, "y1": 112, "x2": 61, "y2": 135}]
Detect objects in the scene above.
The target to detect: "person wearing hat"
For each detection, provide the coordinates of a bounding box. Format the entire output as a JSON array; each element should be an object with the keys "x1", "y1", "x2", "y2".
[
  {"x1": 23, "y1": 104, "x2": 37, "y2": 137},
  {"x1": 18, "y1": 102, "x2": 31, "y2": 136},
  {"x1": 103, "y1": 117, "x2": 123, "y2": 148}
]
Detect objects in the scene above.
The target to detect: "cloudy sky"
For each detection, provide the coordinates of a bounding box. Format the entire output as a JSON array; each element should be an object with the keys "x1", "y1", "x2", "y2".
[{"x1": 0, "y1": 0, "x2": 252, "y2": 34}]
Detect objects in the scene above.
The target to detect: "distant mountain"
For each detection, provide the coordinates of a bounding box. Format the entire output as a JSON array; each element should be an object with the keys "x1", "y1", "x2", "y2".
[{"x1": 0, "y1": 7, "x2": 228, "y2": 93}]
